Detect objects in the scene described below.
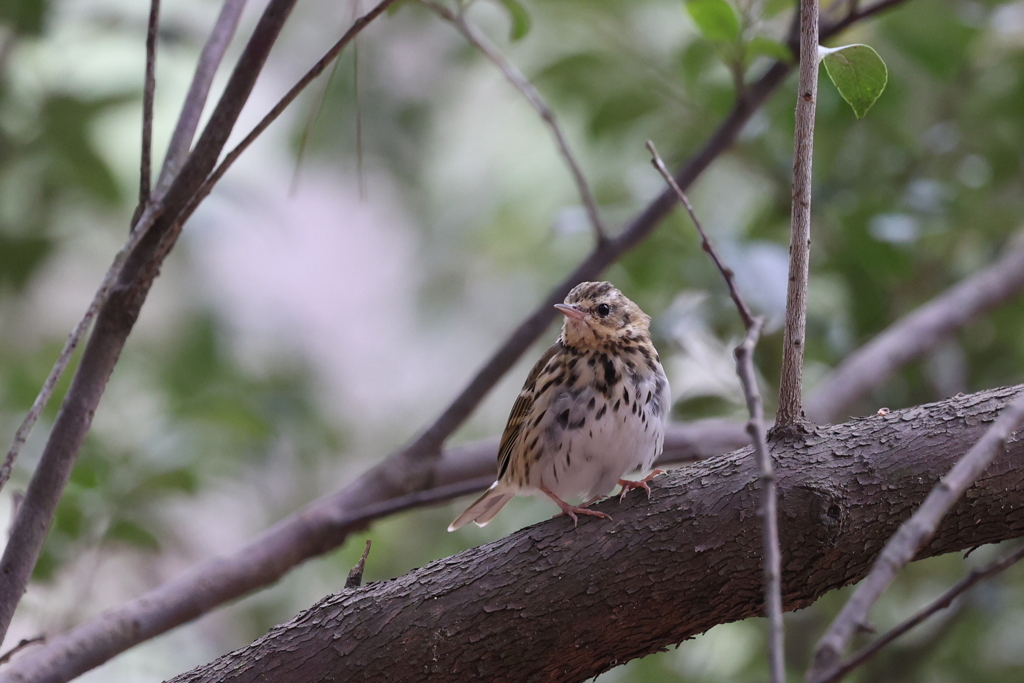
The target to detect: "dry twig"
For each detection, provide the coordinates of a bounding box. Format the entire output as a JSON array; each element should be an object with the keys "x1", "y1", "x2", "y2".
[
  {"x1": 648, "y1": 140, "x2": 783, "y2": 683},
  {"x1": 139, "y1": 0, "x2": 160, "y2": 207},
  {"x1": 156, "y1": 0, "x2": 249, "y2": 196}
]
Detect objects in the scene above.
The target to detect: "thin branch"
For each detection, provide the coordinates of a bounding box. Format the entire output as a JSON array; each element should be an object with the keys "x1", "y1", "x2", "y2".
[
  {"x1": 646, "y1": 141, "x2": 755, "y2": 329},
  {"x1": 648, "y1": 140, "x2": 783, "y2": 683},
  {"x1": 807, "y1": 230, "x2": 1024, "y2": 424},
  {"x1": 807, "y1": 388, "x2": 1024, "y2": 682},
  {"x1": 139, "y1": 0, "x2": 160, "y2": 207},
  {"x1": 155, "y1": 0, "x2": 249, "y2": 197},
  {"x1": 776, "y1": 0, "x2": 820, "y2": 429},
  {"x1": 822, "y1": 542, "x2": 1024, "y2": 683},
  {"x1": 0, "y1": 201, "x2": 163, "y2": 497},
  {"x1": 736, "y1": 317, "x2": 785, "y2": 683},
  {"x1": 0, "y1": 634, "x2": 45, "y2": 666},
  {"x1": 0, "y1": 2, "x2": 250, "y2": 497},
  {"x1": 424, "y1": 0, "x2": 608, "y2": 245}
]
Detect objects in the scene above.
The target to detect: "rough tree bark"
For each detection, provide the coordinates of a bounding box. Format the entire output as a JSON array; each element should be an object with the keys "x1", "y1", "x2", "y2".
[{"x1": 146, "y1": 385, "x2": 1024, "y2": 683}]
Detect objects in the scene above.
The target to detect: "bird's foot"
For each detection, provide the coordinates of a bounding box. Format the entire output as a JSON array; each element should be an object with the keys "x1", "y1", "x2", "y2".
[
  {"x1": 541, "y1": 486, "x2": 612, "y2": 528},
  {"x1": 618, "y1": 469, "x2": 666, "y2": 501}
]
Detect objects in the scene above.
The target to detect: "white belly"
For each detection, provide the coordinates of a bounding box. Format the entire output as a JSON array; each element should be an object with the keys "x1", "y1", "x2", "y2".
[{"x1": 528, "y1": 367, "x2": 670, "y2": 501}]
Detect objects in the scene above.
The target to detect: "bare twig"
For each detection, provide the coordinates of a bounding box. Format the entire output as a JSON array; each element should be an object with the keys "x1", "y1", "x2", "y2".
[
  {"x1": 807, "y1": 230, "x2": 1024, "y2": 423},
  {"x1": 648, "y1": 141, "x2": 783, "y2": 683},
  {"x1": 0, "y1": 201, "x2": 163, "y2": 498},
  {"x1": 0, "y1": 634, "x2": 45, "y2": 666},
  {"x1": 345, "y1": 540, "x2": 372, "y2": 589},
  {"x1": 821, "y1": 542, "x2": 1024, "y2": 683},
  {"x1": 156, "y1": 0, "x2": 249, "y2": 196},
  {"x1": 424, "y1": 0, "x2": 608, "y2": 245},
  {"x1": 646, "y1": 141, "x2": 755, "y2": 329},
  {"x1": 776, "y1": 0, "x2": 820, "y2": 429},
  {"x1": 139, "y1": 0, "x2": 160, "y2": 207},
  {"x1": 736, "y1": 317, "x2": 784, "y2": 683},
  {"x1": 807, "y1": 388, "x2": 1024, "y2": 682}
]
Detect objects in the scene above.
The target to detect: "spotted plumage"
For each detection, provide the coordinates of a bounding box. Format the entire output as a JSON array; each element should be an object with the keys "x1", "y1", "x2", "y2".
[{"x1": 449, "y1": 281, "x2": 671, "y2": 530}]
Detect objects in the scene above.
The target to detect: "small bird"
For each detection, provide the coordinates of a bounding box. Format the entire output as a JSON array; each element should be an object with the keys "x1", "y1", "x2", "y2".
[{"x1": 449, "y1": 281, "x2": 671, "y2": 530}]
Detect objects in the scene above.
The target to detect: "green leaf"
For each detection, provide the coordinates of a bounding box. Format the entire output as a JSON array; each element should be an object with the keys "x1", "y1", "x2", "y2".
[
  {"x1": 820, "y1": 44, "x2": 888, "y2": 119},
  {"x1": 746, "y1": 36, "x2": 793, "y2": 65},
  {"x1": 494, "y1": 0, "x2": 531, "y2": 41},
  {"x1": 685, "y1": 0, "x2": 740, "y2": 43}
]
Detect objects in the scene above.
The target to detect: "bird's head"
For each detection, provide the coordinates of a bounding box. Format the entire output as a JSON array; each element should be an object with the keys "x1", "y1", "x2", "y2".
[{"x1": 555, "y1": 281, "x2": 651, "y2": 350}]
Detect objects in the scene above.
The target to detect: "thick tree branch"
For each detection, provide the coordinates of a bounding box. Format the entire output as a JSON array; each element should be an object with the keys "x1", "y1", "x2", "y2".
[
  {"x1": 807, "y1": 230, "x2": 1024, "y2": 424},
  {"x1": 152, "y1": 386, "x2": 1024, "y2": 683},
  {"x1": 807, "y1": 387, "x2": 1024, "y2": 681},
  {"x1": 776, "y1": 0, "x2": 820, "y2": 429},
  {"x1": 0, "y1": 420, "x2": 744, "y2": 683}
]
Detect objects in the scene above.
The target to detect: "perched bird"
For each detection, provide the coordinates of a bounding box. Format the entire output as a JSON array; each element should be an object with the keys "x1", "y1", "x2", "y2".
[{"x1": 449, "y1": 281, "x2": 671, "y2": 530}]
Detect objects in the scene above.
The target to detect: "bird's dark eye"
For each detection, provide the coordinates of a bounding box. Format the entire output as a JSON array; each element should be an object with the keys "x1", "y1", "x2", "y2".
[{"x1": 596, "y1": 303, "x2": 611, "y2": 317}]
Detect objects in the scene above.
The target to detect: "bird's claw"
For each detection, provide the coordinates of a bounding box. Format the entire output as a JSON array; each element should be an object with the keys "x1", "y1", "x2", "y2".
[{"x1": 618, "y1": 469, "x2": 666, "y2": 501}]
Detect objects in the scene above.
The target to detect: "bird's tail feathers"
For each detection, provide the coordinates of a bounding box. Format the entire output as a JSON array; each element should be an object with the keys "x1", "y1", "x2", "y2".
[{"x1": 448, "y1": 483, "x2": 515, "y2": 531}]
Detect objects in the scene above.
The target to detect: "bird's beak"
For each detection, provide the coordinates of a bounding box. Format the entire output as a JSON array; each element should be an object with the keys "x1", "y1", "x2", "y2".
[{"x1": 554, "y1": 303, "x2": 587, "y2": 320}]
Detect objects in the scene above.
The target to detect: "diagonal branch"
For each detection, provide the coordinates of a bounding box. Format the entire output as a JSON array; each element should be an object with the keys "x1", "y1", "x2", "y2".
[
  {"x1": 424, "y1": 0, "x2": 608, "y2": 244},
  {"x1": 807, "y1": 230, "x2": 1024, "y2": 424},
  {"x1": 822, "y1": 541, "x2": 1024, "y2": 683},
  {"x1": 807, "y1": 387, "x2": 1024, "y2": 682},
  {"x1": 173, "y1": 0, "x2": 402, "y2": 228},
  {"x1": 648, "y1": 141, "x2": 782, "y2": 683}
]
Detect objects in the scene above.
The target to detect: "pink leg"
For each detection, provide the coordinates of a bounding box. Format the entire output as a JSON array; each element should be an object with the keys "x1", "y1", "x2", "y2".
[
  {"x1": 540, "y1": 485, "x2": 612, "y2": 528},
  {"x1": 618, "y1": 469, "x2": 666, "y2": 501}
]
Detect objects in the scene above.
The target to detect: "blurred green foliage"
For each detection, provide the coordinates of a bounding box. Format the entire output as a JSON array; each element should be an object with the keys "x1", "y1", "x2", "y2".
[{"x1": 2, "y1": 0, "x2": 1024, "y2": 679}]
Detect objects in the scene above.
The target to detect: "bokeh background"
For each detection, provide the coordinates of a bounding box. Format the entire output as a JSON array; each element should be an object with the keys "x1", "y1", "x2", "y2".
[{"x1": 2, "y1": 0, "x2": 1024, "y2": 680}]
